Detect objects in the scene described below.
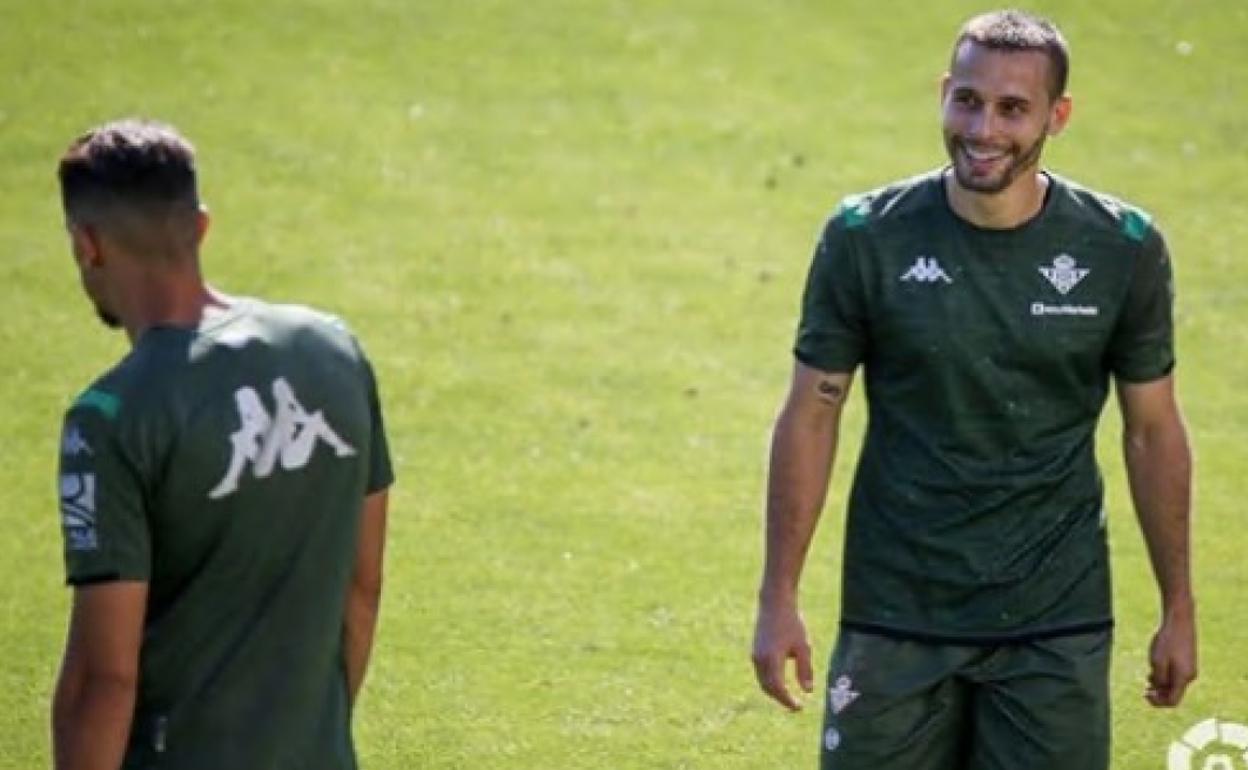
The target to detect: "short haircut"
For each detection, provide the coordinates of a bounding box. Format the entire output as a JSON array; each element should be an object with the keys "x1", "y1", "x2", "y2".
[
  {"x1": 58, "y1": 119, "x2": 200, "y2": 232},
  {"x1": 952, "y1": 9, "x2": 1070, "y2": 100}
]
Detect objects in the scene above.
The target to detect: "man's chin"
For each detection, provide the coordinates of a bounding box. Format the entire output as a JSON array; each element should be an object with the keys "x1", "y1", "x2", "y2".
[
  {"x1": 95, "y1": 308, "x2": 123, "y2": 330},
  {"x1": 950, "y1": 158, "x2": 1013, "y2": 194},
  {"x1": 955, "y1": 174, "x2": 1010, "y2": 194}
]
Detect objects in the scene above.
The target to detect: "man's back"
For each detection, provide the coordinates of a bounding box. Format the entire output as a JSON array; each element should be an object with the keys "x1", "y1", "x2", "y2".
[{"x1": 59, "y1": 298, "x2": 393, "y2": 768}]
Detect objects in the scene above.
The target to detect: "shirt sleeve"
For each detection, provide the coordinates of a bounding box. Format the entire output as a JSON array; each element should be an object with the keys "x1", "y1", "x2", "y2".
[
  {"x1": 1107, "y1": 225, "x2": 1175, "y2": 383},
  {"x1": 359, "y1": 354, "x2": 394, "y2": 494},
  {"x1": 58, "y1": 404, "x2": 151, "y2": 585},
  {"x1": 793, "y1": 216, "x2": 869, "y2": 372}
]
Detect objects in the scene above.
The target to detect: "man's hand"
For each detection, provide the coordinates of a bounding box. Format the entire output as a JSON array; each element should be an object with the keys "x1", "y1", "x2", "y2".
[
  {"x1": 751, "y1": 602, "x2": 815, "y2": 711},
  {"x1": 1145, "y1": 605, "x2": 1197, "y2": 708}
]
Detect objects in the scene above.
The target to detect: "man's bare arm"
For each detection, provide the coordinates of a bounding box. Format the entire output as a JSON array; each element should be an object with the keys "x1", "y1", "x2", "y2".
[
  {"x1": 344, "y1": 489, "x2": 389, "y2": 706},
  {"x1": 751, "y1": 362, "x2": 853, "y2": 711},
  {"x1": 1117, "y1": 374, "x2": 1196, "y2": 707},
  {"x1": 52, "y1": 581, "x2": 147, "y2": 770}
]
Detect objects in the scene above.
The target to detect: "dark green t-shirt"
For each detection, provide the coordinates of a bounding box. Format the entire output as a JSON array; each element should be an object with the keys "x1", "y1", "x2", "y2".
[
  {"x1": 57, "y1": 297, "x2": 394, "y2": 768},
  {"x1": 795, "y1": 170, "x2": 1174, "y2": 642}
]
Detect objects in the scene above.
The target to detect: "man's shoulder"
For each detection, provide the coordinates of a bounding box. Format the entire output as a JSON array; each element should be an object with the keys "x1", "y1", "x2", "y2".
[
  {"x1": 228, "y1": 296, "x2": 366, "y2": 363},
  {"x1": 66, "y1": 377, "x2": 127, "y2": 425},
  {"x1": 63, "y1": 299, "x2": 362, "y2": 426},
  {"x1": 238, "y1": 296, "x2": 354, "y2": 338},
  {"x1": 65, "y1": 344, "x2": 163, "y2": 427},
  {"x1": 1048, "y1": 173, "x2": 1156, "y2": 244},
  {"x1": 827, "y1": 169, "x2": 944, "y2": 234}
]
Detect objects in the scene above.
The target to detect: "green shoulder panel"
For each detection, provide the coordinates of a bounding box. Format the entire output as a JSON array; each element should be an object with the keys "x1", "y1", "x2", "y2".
[
  {"x1": 1122, "y1": 207, "x2": 1152, "y2": 243},
  {"x1": 72, "y1": 388, "x2": 121, "y2": 420},
  {"x1": 836, "y1": 194, "x2": 872, "y2": 230},
  {"x1": 1061, "y1": 176, "x2": 1153, "y2": 244}
]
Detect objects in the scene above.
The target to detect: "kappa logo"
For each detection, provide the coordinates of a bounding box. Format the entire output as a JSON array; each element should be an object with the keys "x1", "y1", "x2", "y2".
[
  {"x1": 60, "y1": 424, "x2": 93, "y2": 457},
  {"x1": 828, "y1": 675, "x2": 860, "y2": 715},
  {"x1": 59, "y1": 472, "x2": 98, "y2": 551},
  {"x1": 208, "y1": 377, "x2": 357, "y2": 500},
  {"x1": 900, "y1": 256, "x2": 953, "y2": 284},
  {"x1": 1167, "y1": 718, "x2": 1248, "y2": 770},
  {"x1": 1039, "y1": 254, "x2": 1089, "y2": 295}
]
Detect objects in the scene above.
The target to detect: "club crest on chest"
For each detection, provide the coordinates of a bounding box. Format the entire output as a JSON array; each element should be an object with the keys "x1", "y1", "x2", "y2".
[{"x1": 1039, "y1": 254, "x2": 1089, "y2": 295}]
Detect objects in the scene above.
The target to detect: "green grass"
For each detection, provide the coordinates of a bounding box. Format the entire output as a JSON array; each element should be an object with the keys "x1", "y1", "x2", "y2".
[{"x1": 2, "y1": 1, "x2": 1246, "y2": 767}]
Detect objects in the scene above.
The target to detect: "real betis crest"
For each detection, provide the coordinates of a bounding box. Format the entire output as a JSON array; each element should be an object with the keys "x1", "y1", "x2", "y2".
[
  {"x1": 1039, "y1": 254, "x2": 1089, "y2": 295},
  {"x1": 828, "y1": 675, "x2": 860, "y2": 715}
]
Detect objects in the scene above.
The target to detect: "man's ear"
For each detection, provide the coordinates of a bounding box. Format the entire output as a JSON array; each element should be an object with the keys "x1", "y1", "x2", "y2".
[
  {"x1": 1048, "y1": 94, "x2": 1073, "y2": 137},
  {"x1": 68, "y1": 223, "x2": 105, "y2": 270},
  {"x1": 194, "y1": 205, "x2": 210, "y2": 246}
]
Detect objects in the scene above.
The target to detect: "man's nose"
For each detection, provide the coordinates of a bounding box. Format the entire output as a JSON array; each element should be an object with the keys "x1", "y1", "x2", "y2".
[{"x1": 967, "y1": 109, "x2": 995, "y2": 141}]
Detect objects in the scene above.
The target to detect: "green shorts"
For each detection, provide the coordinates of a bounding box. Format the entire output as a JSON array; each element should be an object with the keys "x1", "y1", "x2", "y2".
[{"x1": 820, "y1": 628, "x2": 1112, "y2": 770}]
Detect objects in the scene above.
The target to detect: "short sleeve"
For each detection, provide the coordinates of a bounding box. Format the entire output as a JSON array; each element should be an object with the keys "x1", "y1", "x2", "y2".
[
  {"x1": 57, "y1": 401, "x2": 151, "y2": 585},
  {"x1": 359, "y1": 354, "x2": 394, "y2": 494},
  {"x1": 793, "y1": 216, "x2": 869, "y2": 372},
  {"x1": 1107, "y1": 225, "x2": 1175, "y2": 383}
]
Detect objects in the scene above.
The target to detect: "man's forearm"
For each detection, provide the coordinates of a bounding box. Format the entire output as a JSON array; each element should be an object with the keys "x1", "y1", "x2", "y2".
[
  {"x1": 1123, "y1": 418, "x2": 1194, "y2": 611},
  {"x1": 343, "y1": 585, "x2": 381, "y2": 706},
  {"x1": 759, "y1": 405, "x2": 839, "y2": 606},
  {"x1": 752, "y1": 365, "x2": 852, "y2": 710},
  {"x1": 52, "y1": 672, "x2": 136, "y2": 770},
  {"x1": 344, "y1": 490, "x2": 389, "y2": 708}
]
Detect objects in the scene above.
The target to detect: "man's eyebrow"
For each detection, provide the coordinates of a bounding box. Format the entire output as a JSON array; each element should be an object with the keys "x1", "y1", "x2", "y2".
[{"x1": 999, "y1": 95, "x2": 1031, "y2": 106}]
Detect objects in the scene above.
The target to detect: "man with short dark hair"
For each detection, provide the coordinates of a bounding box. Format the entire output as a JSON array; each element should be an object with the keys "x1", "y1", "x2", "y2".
[
  {"x1": 51, "y1": 118, "x2": 393, "y2": 770},
  {"x1": 751, "y1": 10, "x2": 1195, "y2": 769}
]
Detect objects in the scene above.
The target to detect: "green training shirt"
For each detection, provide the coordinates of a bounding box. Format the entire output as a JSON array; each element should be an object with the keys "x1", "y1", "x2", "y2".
[
  {"x1": 57, "y1": 297, "x2": 394, "y2": 769},
  {"x1": 795, "y1": 169, "x2": 1174, "y2": 643}
]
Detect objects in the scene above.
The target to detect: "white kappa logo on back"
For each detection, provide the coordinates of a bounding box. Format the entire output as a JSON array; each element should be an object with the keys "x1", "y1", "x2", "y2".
[
  {"x1": 1039, "y1": 254, "x2": 1089, "y2": 295},
  {"x1": 208, "y1": 377, "x2": 356, "y2": 499},
  {"x1": 900, "y1": 256, "x2": 953, "y2": 284}
]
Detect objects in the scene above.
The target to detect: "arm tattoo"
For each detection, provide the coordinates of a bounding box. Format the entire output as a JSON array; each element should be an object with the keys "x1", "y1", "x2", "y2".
[{"x1": 815, "y1": 378, "x2": 845, "y2": 405}]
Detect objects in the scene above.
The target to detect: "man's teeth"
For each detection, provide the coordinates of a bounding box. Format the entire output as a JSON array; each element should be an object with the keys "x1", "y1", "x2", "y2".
[{"x1": 964, "y1": 146, "x2": 1005, "y2": 161}]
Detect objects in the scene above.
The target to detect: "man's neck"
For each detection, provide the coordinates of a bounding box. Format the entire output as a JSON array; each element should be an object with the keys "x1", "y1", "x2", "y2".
[
  {"x1": 121, "y1": 266, "x2": 228, "y2": 345},
  {"x1": 945, "y1": 169, "x2": 1050, "y2": 230}
]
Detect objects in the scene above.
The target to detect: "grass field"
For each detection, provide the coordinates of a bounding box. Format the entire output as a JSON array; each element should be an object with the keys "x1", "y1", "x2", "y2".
[{"x1": 2, "y1": 1, "x2": 1246, "y2": 767}]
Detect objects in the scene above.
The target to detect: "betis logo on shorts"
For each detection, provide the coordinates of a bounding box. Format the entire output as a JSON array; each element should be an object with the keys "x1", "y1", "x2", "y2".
[
  {"x1": 828, "y1": 675, "x2": 860, "y2": 715},
  {"x1": 1039, "y1": 254, "x2": 1089, "y2": 295}
]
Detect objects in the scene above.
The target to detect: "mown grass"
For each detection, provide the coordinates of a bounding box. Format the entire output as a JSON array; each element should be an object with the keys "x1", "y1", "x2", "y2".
[{"x1": 1, "y1": 1, "x2": 1245, "y2": 767}]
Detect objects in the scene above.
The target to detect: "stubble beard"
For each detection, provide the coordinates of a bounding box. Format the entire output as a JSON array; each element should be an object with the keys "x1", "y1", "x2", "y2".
[
  {"x1": 94, "y1": 303, "x2": 123, "y2": 330},
  {"x1": 945, "y1": 130, "x2": 1048, "y2": 195}
]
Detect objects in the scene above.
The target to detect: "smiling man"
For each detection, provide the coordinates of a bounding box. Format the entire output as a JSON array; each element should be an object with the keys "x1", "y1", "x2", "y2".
[{"x1": 751, "y1": 10, "x2": 1195, "y2": 769}]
